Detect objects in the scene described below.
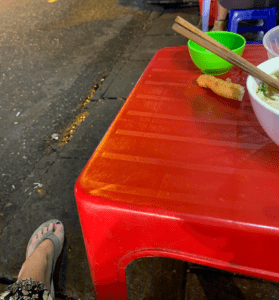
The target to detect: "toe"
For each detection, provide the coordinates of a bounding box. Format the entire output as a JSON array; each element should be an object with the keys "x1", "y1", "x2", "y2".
[
  {"x1": 53, "y1": 222, "x2": 64, "y2": 245},
  {"x1": 48, "y1": 222, "x2": 54, "y2": 232},
  {"x1": 37, "y1": 230, "x2": 43, "y2": 239},
  {"x1": 43, "y1": 226, "x2": 48, "y2": 235},
  {"x1": 31, "y1": 233, "x2": 39, "y2": 244}
]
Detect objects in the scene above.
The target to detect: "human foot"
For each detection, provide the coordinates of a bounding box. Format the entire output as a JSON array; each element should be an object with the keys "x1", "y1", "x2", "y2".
[
  {"x1": 18, "y1": 220, "x2": 64, "y2": 292},
  {"x1": 27, "y1": 221, "x2": 64, "y2": 259}
]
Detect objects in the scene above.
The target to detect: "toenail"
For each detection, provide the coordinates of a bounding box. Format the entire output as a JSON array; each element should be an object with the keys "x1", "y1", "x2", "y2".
[{"x1": 56, "y1": 221, "x2": 60, "y2": 224}]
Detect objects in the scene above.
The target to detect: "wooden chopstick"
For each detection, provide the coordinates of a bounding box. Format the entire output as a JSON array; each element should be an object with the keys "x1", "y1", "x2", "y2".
[{"x1": 172, "y1": 16, "x2": 279, "y2": 91}]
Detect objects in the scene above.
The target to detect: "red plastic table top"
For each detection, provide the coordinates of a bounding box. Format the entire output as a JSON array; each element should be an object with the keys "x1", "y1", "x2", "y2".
[
  {"x1": 78, "y1": 45, "x2": 279, "y2": 224},
  {"x1": 76, "y1": 45, "x2": 279, "y2": 283}
]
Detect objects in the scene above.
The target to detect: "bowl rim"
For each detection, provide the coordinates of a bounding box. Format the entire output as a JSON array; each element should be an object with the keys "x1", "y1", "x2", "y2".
[
  {"x1": 246, "y1": 56, "x2": 279, "y2": 116},
  {"x1": 188, "y1": 31, "x2": 246, "y2": 54}
]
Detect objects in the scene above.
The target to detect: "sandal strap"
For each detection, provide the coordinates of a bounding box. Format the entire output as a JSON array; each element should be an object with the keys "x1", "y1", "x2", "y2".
[
  {"x1": 32, "y1": 231, "x2": 61, "y2": 261},
  {"x1": 26, "y1": 219, "x2": 64, "y2": 300},
  {"x1": 26, "y1": 219, "x2": 64, "y2": 259}
]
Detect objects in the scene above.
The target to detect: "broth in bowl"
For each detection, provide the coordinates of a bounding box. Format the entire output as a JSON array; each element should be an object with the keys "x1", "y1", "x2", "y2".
[
  {"x1": 246, "y1": 56, "x2": 279, "y2": 146},
  {"x1": 257, "y1": 71, "x2": 279, "y2": 110}
]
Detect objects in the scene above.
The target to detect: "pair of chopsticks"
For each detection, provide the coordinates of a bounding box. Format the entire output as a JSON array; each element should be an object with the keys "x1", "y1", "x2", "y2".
[{"x1": 172, "y1": 16, "x2": 279, "y2": 91}]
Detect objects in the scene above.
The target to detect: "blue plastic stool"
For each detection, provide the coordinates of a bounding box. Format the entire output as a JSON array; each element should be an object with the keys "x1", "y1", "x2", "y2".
[{"x1": 228, "y1": 7, "x2": 277, "y2": 44}]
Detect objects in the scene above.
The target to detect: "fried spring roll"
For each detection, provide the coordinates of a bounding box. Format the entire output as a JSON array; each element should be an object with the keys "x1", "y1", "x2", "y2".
[{"x1": 197, "y1": 74, "x2": 245, "y2": 101}]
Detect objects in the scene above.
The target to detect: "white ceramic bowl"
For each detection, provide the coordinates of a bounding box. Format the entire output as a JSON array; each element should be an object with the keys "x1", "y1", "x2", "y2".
[{"x1": 246, "y1": 57, "x2": 279, "y2": 146}]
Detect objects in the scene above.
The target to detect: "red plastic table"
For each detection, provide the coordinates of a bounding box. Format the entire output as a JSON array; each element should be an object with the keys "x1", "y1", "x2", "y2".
[{"x1": 75, "y1": 45, "x2": 279, "y2": 300}]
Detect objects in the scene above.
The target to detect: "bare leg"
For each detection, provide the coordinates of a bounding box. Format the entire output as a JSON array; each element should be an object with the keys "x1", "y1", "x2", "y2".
[
  {"x1": 217, "y1": 3, "x2": 228, "y2": 20},
  {"x1": 212, "y1": 3, "x2": 228, "y2": 31},
  {"x1": 17, "y1": 222, "x2": 64, "y2": 291}
]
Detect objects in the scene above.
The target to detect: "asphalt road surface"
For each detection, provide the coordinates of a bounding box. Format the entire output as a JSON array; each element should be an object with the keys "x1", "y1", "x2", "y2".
[{"x1": 0, "y1": 0, "x2": 149, "y2": 214}]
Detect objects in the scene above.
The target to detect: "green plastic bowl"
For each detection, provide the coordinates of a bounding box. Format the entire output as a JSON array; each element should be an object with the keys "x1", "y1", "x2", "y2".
[{"x1": 188, "y1": 31, "x2": 246, "y2": 75}]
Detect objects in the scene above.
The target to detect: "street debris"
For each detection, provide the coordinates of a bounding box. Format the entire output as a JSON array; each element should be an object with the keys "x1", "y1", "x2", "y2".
[
  {"x1": 34, "y1": 183, "x2": 43, "y2": 188},
  {"x1": 58, "y1": 112, "x2": 89, "y2": 145},
  {"x1": 51, "y1": 133, "x2": 59, "y2": 140},
  {"x1": 79, "y1": 75, "x2": 107, "y2": 109}
]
